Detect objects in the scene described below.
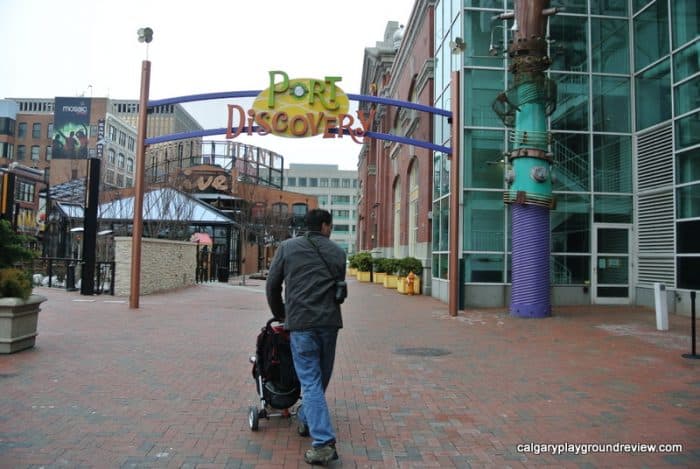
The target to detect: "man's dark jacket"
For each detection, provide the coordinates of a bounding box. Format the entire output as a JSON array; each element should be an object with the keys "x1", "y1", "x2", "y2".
[{"x1": 265, "y1": 232, "x2": 346, "y2": 331}]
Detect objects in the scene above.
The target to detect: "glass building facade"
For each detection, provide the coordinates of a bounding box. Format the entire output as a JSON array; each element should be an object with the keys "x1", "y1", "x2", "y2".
[{"x1": 431, "y1": 0, "x2": 699, "y2": 308}]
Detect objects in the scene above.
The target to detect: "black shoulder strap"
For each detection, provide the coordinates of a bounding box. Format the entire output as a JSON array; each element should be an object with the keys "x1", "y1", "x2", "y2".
[{"x1": 305, "y1": 234, "x2": 338, "y2": 281}]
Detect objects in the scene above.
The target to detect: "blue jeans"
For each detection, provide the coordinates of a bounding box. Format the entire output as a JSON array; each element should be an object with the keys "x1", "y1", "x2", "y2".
[{"x1": 291, "y1": 328, "x2": 338, "y2": 447}]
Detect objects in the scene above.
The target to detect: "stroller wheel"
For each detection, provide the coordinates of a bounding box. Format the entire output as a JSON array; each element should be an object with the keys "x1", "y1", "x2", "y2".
[{"x1": 248, "y1": 406, "x2": 259, "y2": 431}]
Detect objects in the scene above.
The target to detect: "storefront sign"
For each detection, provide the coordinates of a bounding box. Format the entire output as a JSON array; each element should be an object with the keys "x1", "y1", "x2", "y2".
[{"x1": 226, "y1": 71, "x2": 374, "y2": 142}]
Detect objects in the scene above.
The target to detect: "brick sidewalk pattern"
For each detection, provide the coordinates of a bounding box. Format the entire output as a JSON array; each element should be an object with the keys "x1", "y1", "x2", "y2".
[{"x1": 1, "y1": 278, "x2": 699, "y2": 468}]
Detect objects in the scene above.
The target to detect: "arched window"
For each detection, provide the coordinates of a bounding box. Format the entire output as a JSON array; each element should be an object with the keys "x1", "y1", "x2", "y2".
[
  {"x1": 393, "y1": 180, "x2": 401, "y2": 256},
  {"x1": 408, "y1": 161, "x2": 419, "y2": 257}
]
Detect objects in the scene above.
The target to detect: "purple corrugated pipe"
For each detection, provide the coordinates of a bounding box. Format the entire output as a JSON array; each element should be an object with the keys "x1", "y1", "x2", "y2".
[{"x1": 511, "y1": 204, "x2": 551, "y2": 317}]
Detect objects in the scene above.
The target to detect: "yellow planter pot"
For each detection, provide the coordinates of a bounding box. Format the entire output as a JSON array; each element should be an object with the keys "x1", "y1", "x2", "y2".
[
  {"x1": 373, "y1": 272, "x2": 386, "y2": 284},
  {"x1": 357, "y1": 271, "x2": 371, "y2": 282},
  {"x1": 383, "y1": 274, "x2": 398, "y2": 289},
  {"x1": 348, "y1": 268, "x2": 357, "y2": 276}
]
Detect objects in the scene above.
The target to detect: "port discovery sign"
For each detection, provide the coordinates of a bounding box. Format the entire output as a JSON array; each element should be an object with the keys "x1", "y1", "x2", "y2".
[
  {"x1": 226, "y1": 71, "x2": 374, "y2": 142},
  {"x1": 143, "y1": 70, "x2": 451, "y2": 153}
]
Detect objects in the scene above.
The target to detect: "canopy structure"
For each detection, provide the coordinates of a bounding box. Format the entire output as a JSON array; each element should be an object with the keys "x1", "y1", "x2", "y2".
[{"x1": 98, "y1": 187, "x2": 234, "y2": 225}]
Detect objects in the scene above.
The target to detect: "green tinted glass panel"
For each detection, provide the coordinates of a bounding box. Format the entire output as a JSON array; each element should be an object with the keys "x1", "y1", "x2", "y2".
[
  {"x1": 634, "y1": 0, "x2": 669, "y2": 71},
  {"x1": 672, "y1": 0, "x2": 700, "y2": 48},
  {"x1": 677, "y1": 184, "x2": 700, "y2": 219},
  {"x1": 551, "y1": 193, "x2": 591, "y2": 253},
  {"x1": 593, "y1": 135, "x2": 632, "y2": 193},
  {"x1": 673, "y1": 42, "x2": 700, "y2": 83},
  {"x1": 677, "y1": 147, "x2": 700, "y2": 184},
  {"x1": 433, "y1": 153, "x2": 442, "y2": 199},
  {"x1": 432, "y1": 201, "x2": 440, "y2": 250},
  {"x1": 439, "y1": 253, "x2": 448, "y2": 279},
  {"x1": 675, "y1": 111, "x2": 700, "y2": 150},
  {"x1": 597, "y1": 228, "x2": 628, "y2": 253},
  {"x1": 463, "y1": 191, "x2": 504, "y2": 251},
  {"x1": 594, "y1": 195, "x2": 633, "y2": 223},
  {"x1": 465, "y1": 254, "x2": 503, "y2": 283},
  {"x1": 464, "y1": 69, "x2": 504, "y2": 127},
  {"x1": 439, "y1": 198, "x2": 450, "y2": 251},
  {"x1": 591, "y1": 0, "x2": 628, "y2": 16},
  {"x1": 464, "y1": 12, "x2": 505, "y2": 67},
  {"x1": 633, "y1": 1, "x2": 652, "y2": 14},
  {"x1": 464, "y1": 130, "x2": 505, "y2": 189},
  {"x1": 674, "y1": 77, "x2": 700, "y2": 116},
  {"x1": 552, "y1": 133, "x2": 590, "y2": 192},
  {"x1": 677, "y1": 220, "x2": 700, "y2": 253},
  {"x1": 593, "y1": 76, "x2": 630, "y2": 132},
  {"x1": 551, "y1": 255, "x2": 590, "y2": 284},
  {"x1": 591, "y1": 18, "x2": 629, "y2": 74},
  {"x1": 462, "y1": 1, "x2": 514, "y2": 7},
  {"x1": 678, "y1": 257, "x2": 700, "y2": 289},
  {"x1": 551, "y1": 73, "x2": 589, "y2": 131},
  {"x1": 635, "y1": 59, "x2": 671, "y2": 130},
  {"x1": 550, "y1": 15, "x2": 588, "y2": 72}
]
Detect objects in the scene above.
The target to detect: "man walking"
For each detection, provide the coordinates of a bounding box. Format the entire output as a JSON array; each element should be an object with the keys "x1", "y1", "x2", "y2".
[{"x1": 266, "y1": 209, "x2": 347, "y2": 465}]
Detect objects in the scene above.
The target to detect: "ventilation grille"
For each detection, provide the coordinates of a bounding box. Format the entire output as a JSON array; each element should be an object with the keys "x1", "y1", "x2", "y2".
[
  {"x1": 637, "y1": 124, "x2": 673, "y2": 191},
  {"x1": 636, "y1": 124, "x2": 675, "y2": 287}
]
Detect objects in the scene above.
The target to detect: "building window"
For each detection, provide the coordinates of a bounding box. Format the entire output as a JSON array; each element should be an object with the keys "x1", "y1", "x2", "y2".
[
  {"x1": 288, "y1": 177, "x2": 296, "y2": 186},
  {"x1": 31, "y1": 123, "x2": 41, "y2": 139},
  {"x1": 17, "y1": 145, "x2": 26, "y2": 160},
  {"x1": 118, "y1": 131, "x2": 127, "y2": 147},
  {"x1": 309, "y1": 178, "x2": 318, "y2": 187},
  {"x1": 46, "y1": 146, "x2": 52, "y2": 160},
  {"x1": 342, "y1": 178, "x2": 351, "y2": 188},
  {"x1": 320, "y1": 178, "x2": 329, "y2": 187},
  {"x1": 128, "y1": 136, "x2": 135, "y2": 151},
  {"x1": 116, "y1": 174, "x2": 124, "y2": 187},
  {"x1": 105, "y1": 170, "x2": 114, "y2": 184},
  {"x1": 108, "y1": 149, "x2": 116, "y2": 164},
  {"x1": 127, "y1": 157, "x2": 134, "y2": 173},
  {"x1": 109, "y1": 125, "x2": 117, "y2": 142},
  {"x1": 18, "y1": 122, "x2": 27, "y2": 139},
  {"x1": 118, "y1": 153, "x2": 125, "y2": 168},
  {"x1": 331, "y1": 195, "x2": 350, "y2": 204},
  {"x1": 126, "y1": 177, "x2": 133, "y2": 187},
  {"x1": 331, "y1": 178, "x2": 340, "y2": 188},
  {"x1": 299, "y1": 177, "x2": 307, "y2": 187},
  {"x1": 47, "y1": 123, "x2": 53, "y2": 138},
  {"x1": 31, "y1": 145, "x2": 40, "y2": 161},
  {"x1": 16, "y1": 181, "x2": 35, "y2": 202}
]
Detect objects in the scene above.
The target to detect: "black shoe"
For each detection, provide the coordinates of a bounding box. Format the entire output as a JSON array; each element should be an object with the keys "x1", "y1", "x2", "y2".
[{"x1": 304, "y1": 444, "x2": 338, "y2": 465}]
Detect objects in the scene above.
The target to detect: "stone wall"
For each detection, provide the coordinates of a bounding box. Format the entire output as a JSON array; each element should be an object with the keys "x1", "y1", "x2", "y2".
[{"x1": 114, "y1": 237, "x2": 197, "y2": 296}]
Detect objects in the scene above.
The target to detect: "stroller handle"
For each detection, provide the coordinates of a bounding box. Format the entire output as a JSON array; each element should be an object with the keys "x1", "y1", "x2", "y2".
[{"x1": 266, "y1": 317, "x2": 284, "y2": 328}]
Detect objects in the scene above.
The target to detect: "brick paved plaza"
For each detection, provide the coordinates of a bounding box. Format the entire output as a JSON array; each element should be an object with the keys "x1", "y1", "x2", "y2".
[{"x1": 1, "y1": 279, "x2": 698, "y2": 468}]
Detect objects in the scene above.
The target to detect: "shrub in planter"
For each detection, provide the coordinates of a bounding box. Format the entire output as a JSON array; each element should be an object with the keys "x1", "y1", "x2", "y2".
[
  {"x1": 0, "y1": 268, "x2": 32, "y2": 300},
  {"x1": 0, "y1": 220, "x2": 36, "y2": 299},
  {"x1": 398, "y1": 257, "x2": 423, "y2": 278},
  {"x1": 354, "y1": 251, "x2": 373, "y2": 272},
  {"x1": 347, "y1": 253, "x2": 358, "y2": 270},
  {"x1": 373, "y1": 258, "x2": 388, "y2": 273}
]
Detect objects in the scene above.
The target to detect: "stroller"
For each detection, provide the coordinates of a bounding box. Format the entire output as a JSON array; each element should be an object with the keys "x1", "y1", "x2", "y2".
[{"x1": 248, "y1": 317, "x2": 301, "y2": 431}]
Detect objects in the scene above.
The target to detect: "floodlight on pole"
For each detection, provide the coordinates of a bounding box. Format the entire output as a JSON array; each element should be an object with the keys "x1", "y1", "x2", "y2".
[{"x1": 130, "y1": 27, "x2": 153, "y2": 309}]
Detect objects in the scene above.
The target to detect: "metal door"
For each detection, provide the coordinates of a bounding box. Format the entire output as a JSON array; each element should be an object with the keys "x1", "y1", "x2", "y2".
[{"x1": 592, "y1": 224, "x2": 631, "y2": 304}]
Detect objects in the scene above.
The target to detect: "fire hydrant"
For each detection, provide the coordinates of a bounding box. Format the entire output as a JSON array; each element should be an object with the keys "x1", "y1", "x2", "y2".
[{"x1": 406, "y1": 271, "x2": 415, "y2": 296}]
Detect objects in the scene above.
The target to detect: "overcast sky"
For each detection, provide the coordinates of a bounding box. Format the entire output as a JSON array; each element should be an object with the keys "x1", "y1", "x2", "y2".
[{"x1": 0, "y1": 0, "x2": 415, "y2": 170}]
